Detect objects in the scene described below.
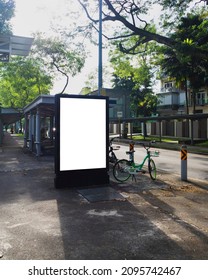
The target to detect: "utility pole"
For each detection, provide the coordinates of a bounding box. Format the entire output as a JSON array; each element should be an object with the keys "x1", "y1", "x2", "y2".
[{"x1": 98, "y1": 0, "x2": 102, "y2": 96}]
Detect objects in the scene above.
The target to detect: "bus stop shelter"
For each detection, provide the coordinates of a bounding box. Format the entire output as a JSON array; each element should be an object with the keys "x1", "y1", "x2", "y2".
[
  {"x1": 0, "y1": 34, "x2": 34, "y2": 145},
  {"x1": 23, "y1": 95, "x2": 55, "y2": 156},
  {"x1": 0, "y1": 35, "x2": 33, "y2": 62},
  {"x1": 0, "y1": 107, "x2": 22, "y2": 146}
]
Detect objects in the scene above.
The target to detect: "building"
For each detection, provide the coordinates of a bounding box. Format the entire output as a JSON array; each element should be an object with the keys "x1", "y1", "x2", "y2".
[
  {"x1": 85, "y1": 88, "x2": 132, "y2": 135},
  {"x1": 157, "y1": 80, "x2": 186, "y2": 115},
  {"x1": 153, "y1": 79, "x2": 208, "y2": 139},
  {"x1": 157, "y1": 79, "x2": 208, "y2": 115}
]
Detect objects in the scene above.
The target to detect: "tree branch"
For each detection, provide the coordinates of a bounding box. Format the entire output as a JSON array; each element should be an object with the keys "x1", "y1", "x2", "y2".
[
  {"x1": 53, "y1": 61, "x2": 69, "y2": 94},
  {"x1": 104, "y1": 0, "x2": 176, "y2": 47},
  {"x1": 78, "y1": 0, "x2": 208, "y2": 59}
]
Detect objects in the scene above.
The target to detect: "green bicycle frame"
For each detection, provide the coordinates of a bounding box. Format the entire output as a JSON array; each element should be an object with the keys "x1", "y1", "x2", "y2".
[{"x1": 128, "y1": 150, "x2": 151, "y2": 170}]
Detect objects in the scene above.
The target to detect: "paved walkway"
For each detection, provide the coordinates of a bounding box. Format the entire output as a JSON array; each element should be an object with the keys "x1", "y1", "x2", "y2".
[
  {"x1": 0, "y1": 133, "x2": 208, "y2": 259},
  {"x1": 0, "y1": 133, "x2": 53, "y2": 172}
]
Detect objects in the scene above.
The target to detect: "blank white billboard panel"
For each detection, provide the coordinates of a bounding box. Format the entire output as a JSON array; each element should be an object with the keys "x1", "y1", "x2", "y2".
[{"x1": 60, "y1": 97, "x2": 106, "y2": 171}]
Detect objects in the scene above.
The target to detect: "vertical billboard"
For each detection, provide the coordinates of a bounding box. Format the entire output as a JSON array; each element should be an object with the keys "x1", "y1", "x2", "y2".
[{"x1": 55, "y1": 94, "x2": 109, "y2": 188}]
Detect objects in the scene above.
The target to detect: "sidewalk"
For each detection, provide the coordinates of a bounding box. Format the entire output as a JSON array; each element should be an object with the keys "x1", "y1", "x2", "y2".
[{"x1": 0, "y1": 133, "x2": 208, "y2": 259}]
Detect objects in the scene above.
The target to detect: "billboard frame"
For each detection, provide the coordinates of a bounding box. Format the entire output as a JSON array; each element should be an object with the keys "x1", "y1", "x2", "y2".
[{"x1": 54, "y1": 94, "x2": 109, "y2": 188}]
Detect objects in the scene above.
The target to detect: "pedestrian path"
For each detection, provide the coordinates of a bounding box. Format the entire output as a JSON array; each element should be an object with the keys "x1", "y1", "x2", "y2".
[
  {"x1": 1, "y1": 132, "x2": 24, "y2": 147},
  {"x1": 0, "y1": 132, "x2": 53, "y2": 172}
]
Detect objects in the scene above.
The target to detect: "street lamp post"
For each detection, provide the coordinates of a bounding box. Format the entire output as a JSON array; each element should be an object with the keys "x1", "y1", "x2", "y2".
[{"x1": 98, "y1": 0, "x2": 103, "y2": 96}]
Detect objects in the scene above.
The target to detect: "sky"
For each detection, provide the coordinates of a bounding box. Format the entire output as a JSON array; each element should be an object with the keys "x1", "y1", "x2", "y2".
[
  {"x1": 11, "y1": 0, "x2": 104, "y2": 94},
  {"x1": 10, "y1": 0, "x2": 165, "y2": 94}
]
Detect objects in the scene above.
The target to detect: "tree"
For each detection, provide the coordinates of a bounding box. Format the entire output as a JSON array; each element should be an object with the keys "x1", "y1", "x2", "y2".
[
  {"x1": 78, "y1": 0, "x2": 208, "y2": 60},
  {"x1": 157, "y1": 12, "x2": 208, "y2": 114},
  {"x1": 31, "y1": 33, "x2": 86, "y2": 93},
  {"x1": 0, "y1": 57, "x2": 52, "y2": 108},
  {"x1": 110, "y1": 44, "x2": 158, "y2": 136},
  {"x1": 110, "y1": 37, "x2": 158, "y2": 118},
  {"x1": 0, "y1": 0, "x2": 15, "y2": 34}
]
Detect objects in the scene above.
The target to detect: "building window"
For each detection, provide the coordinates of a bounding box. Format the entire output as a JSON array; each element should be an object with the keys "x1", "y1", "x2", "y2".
[{"x1": 164, "y1": 82, "x2": 173, "y2": 88}]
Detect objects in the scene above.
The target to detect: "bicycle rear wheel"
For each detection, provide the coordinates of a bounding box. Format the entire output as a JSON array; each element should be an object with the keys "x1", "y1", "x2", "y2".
[
  {"x1": 113, "y1": 159, "x2": 131, "y2": 182},
  {"x1": 148, "y1": 158, "x2": 156, "y2": 180}
]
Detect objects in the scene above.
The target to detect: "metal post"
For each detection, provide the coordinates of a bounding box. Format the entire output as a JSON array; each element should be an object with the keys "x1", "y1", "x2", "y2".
[
  {"x1": 28, "y1": 112, "x2": 33, "y2": 151},
  {"x1": 119, "y1": 118, "x2": 121, "y2": 138},
  {"x1": 98, "y1": 0, "x2": 102, "y2": 96},
  {"x1": 129, "y1": 142, "x2": 134, "y2": 162},
  {"x1": 23, "y1": 114, "x2": 28, "y2": 148},
  {"x1": 181, "y1": 145, "x2": 187, "y2": 181},
  {"x1": 35, "y1": 108, "x2": 41, "y2": 157}
]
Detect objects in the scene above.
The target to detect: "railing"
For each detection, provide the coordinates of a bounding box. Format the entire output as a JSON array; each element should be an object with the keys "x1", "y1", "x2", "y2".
[
  {"x1": 189, "y1": 99, "x2": 208, "y2": 106},
  {"x1": 160, "y1": 87, "x2": 181, "y2": 93},
  {"x1": 158, "y1": 99, "x2": 208, "y2": 108},
  {"x1": 157, "y1": 104, "x2": 180, "y2": 110}
]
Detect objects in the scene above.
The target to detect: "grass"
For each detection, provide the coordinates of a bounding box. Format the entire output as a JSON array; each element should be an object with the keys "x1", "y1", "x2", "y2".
[
  {"x1": 132, "y1": 135, "x2": 179, "y2": 144},
  {"x1": 131, "y1": 134, "x2": 208, "y2": 148},
  {"x1": 10, "y1": 133, "x2": 24, "y2": 139},
  {"x1": 196, "y1": 140, "x2": 208, "y2": 148}
]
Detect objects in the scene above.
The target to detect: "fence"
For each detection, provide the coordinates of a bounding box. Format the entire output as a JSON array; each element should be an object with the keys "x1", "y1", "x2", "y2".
[{"x1": 109, "y1": 113, "x2": 208, "y2": 144}]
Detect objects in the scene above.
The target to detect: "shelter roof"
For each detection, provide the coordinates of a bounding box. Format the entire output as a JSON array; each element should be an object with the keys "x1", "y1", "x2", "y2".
[
  {"x1": 0, "y1": 35, "x2": 34, "y2": 61},
  {"x1": 23, "y1": 95, "x2": 55, "y2": 116},
  {"x1": 0, "y1": 108, "x2": 22, "y2": 125}
]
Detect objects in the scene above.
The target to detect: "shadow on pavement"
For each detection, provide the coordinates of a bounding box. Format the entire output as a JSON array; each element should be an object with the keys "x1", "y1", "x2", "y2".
[{"x1": 0, "y1": 133, "x2": 208, "y2": 259}]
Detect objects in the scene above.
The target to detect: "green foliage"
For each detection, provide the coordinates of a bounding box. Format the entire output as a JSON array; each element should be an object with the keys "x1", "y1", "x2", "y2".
[
  {"x1": 158, "y1": 13, "x2": 208, "y2": 85},
  {"x1": 80, "y1": 87, "x2": 91, "y2": 95},
  {"x1": 0, "y1": 0, "x2": 15, "y2": 34},
  {"x1": 156, "y1": 11, "x2": 208, "y2": 113},
  {"x1": 0, "y1": 57, "x2": 52, "y2": 108},
  {"x1": 32, "y1": 33, "x2": 86, "y2": 93},
  {"x1": 110, "y1": 46, "x2": 158, "y2": 117},
  {"x1": 79, "y1": 0, "x2": 208, "y2": 60}
]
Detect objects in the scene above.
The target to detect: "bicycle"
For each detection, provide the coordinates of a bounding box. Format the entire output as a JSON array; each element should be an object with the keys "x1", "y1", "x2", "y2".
[
  {"x1": 113, "y1": 141, "x2": 159, "y2": 182},
  {"x1": 109, "y1": 137, "x2": 120, "y2": 163}
]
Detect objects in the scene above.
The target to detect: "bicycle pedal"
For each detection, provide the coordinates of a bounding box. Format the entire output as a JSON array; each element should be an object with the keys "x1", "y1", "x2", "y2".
[{"x1": 141, "y1": 170, "x2": 146, "y2": 174}]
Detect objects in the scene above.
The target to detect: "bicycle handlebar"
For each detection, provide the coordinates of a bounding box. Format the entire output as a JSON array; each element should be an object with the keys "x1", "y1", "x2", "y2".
[
  {"x1": 135, "y1": 140, "x2": 156, "y2": 150},
  {"x1": 109, "y1": 137, "x2": 119, "y2": 145}
]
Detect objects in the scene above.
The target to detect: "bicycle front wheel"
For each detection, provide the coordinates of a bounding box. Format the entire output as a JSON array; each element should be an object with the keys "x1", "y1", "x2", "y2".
[
  {"x1": 148, "y1": 158, "x2": 156, "y2": 180},
  {"x1": 113, "y1": 159, "x2": 131, "y2": 182}
]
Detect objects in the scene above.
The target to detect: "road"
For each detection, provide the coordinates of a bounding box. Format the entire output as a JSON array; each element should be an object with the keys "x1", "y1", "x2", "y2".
[{"x1": 112, "y1": 143, "x2": 208, "y2": 182}]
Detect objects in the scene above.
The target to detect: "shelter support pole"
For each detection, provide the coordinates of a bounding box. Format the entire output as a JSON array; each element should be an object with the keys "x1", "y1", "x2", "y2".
[
  {"x1": 50, "y1": 116, "x2": 54, "y2": 141},
  {"x1": 35, "y1": 108, "x2": 41, "y2": 157},
  {"x1": 23, "y1": 114, "x2": 28, "y2": 148},
  {"x1": 28, "y1": 112, "x2": 33, "y2": 151}
]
